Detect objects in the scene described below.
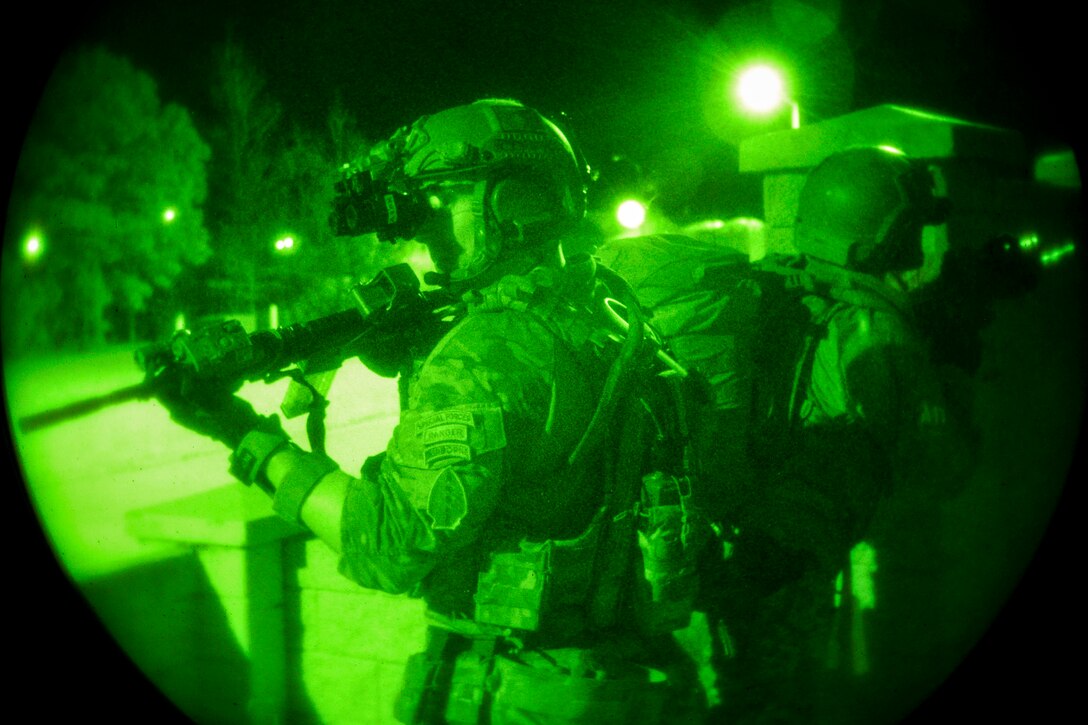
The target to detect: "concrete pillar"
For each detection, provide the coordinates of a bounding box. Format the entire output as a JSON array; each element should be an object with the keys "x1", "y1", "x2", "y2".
[{"x1": 128, "y1": 483, "x2": 305, "y2": 723}]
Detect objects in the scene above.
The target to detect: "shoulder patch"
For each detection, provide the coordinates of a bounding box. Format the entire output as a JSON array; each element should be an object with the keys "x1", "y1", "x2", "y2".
[
  {"x1": 427, "y1": 468, "x2": 469, "y2": 530},
  {"x1": 425, "y1": 442, "x2": 473, "y2": 467},
  {"x1": 419, "y1": 409, "x2": 476, "y2": 429},
  {"x1": 422, "y1": 423, "x2": 470, "y2": 445},
  {"x1": 393, "y1": 403, "x2": 508, "y2": 471}
]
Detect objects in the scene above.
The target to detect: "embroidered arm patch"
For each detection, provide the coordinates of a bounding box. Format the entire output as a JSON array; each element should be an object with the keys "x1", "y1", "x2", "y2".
[
  {"x1": 388, "y1": 403, "x2": 508, "y2": 531},
  {"x1": 427, "y1": 468, "x2": 469, "y2": 530},
  {"x1": 395, "y1": 404, "x2": 507, "y2": 470}
]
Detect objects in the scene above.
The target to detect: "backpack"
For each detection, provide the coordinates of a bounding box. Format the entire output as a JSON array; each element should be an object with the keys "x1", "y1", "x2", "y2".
[{"x1": 595, "y1": 236, "x2": 825, "y2": 467}]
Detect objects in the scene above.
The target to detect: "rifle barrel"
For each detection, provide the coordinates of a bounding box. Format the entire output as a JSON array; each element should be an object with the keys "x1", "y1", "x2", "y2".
[{"x1": 18, "y1": 382, "x2": 154, "y2": 433}]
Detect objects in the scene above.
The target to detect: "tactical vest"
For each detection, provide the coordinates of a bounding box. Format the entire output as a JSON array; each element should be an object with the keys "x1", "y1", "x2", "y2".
[
  {"x1": 747, "y1": 255, "x2": 916, "y2": 450},
  {"x1": 452, "y1": 255, "x2": 706, "y2": 642}
]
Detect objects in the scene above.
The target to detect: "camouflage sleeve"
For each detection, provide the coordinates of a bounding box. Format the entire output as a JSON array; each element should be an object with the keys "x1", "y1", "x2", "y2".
[
  {"x1": 838, "y1": 307, "x2": 975, "y2": 497},
  {"x1": 742, "y1": 306, "x2": 960, "y2": 574},
  {"x1": 336, "y1": 310, "x2": 556, "y2": 594}
]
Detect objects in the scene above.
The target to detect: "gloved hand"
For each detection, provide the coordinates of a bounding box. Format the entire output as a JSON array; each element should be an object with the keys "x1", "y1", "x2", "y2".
[{"x1": 153, "y1": 367, "x2": 284, "y2": 449}]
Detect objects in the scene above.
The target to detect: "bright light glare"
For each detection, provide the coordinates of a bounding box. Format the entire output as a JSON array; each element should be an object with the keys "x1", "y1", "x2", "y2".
[
  {"x1": 23, "y1": 233, "x2": 43, "y2": 261},
  {"x1": 1041, "y1": 242, "x2": 1075, "y2": 266},
  {"x1": 1018, "y1": 232, "x2": 1040, "y2": 250},
  {"x1": 274, "y1": 236, "x2": 295, "y2": 252},
  {"x1": 736, "y1": 65, "x2": 785, "y2": 113},
  {"x1": 616, "y1": 200, "x2": 647, "y2": 230},
  {"x1": 163, "y1": 207, "x2": 177, "y2": 223}
]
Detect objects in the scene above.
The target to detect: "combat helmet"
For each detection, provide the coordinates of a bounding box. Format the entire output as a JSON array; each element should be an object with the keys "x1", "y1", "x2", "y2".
[
  {"x1": 793, "y1": 146, "x2": 949, "y2": 273},
  {"x1": 338, "y1": 98, "x2": 589, "y2": 283}
]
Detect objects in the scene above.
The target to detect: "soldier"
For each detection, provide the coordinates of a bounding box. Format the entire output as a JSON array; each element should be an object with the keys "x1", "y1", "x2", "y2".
[
  {"x1": 596, "y1": 146, "x2": 975, "y2": 723},
  {"x1": 153, "y1": 98, "x2": 708, "y2": 724}
]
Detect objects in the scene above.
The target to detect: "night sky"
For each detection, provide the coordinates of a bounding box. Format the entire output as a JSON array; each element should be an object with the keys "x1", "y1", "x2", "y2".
[
  {"x1": 4, "y1": 0, "x2": 1084, "y2": 720},
  {"x1": 8, "y1": 1, "x2": 1086, "y2": 187}
]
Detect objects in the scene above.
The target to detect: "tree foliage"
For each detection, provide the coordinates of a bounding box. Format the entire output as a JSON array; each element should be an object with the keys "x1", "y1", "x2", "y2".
[
  {"x1": 201, "y1": 43, "x2": 415, "y2": 328},
  {"x1": 3, "y1": 45, "x2": 211, "y2": 355}
]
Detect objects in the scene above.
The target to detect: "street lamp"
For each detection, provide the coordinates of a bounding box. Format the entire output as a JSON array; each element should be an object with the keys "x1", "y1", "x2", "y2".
[
  {"x1": 735, "y1": 63, "x2": 800, "y2": 129},
  {"x1": 616, "y1": 199, "x2": 647, "y2": 230}
]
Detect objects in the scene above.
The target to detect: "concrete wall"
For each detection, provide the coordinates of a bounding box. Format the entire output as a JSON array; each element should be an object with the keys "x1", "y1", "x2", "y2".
[
  {"x1": 284, "y1": 537, "x2": 426, "y2": 725},
  {"x1": 120, "y1": 483, "x2": 427, "y2": 724}
]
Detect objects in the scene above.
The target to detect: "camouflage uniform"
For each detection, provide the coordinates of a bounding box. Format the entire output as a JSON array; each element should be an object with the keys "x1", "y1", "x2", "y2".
[
  {"x1": 336, "y1": 255, "x2": 702, "y2": 724},
  {"x1": 596, "y1": 235, "x2": 970, "y2": 723},
  {"x1": 157, "y1": 98, "x2": 706, "y2": 724},
  {"x1": 712, "y1": 254, "x2": 972, "y2": 725}
]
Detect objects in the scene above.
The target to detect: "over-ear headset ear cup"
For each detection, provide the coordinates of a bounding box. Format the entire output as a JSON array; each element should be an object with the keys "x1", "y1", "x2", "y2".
[{"x1": 489, "y1": 175, "x2": 558, "y2": 227}]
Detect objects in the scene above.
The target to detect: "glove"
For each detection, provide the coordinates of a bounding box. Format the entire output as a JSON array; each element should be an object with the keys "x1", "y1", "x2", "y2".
[{"x1": 153, "y1": 367, "x2": 284, "y2": 449}]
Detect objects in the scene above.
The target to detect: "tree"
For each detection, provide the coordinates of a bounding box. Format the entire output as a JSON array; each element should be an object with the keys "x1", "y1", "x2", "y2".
[
  {"x1": 2, "y1": 45, "x2": 211, "y2": 355},
  {"x1": 203, "y1": 47, "x2": 417, "y2": 328},
  {"x1": 200, "y1": 37, "x2": 284, "y2": 321}
]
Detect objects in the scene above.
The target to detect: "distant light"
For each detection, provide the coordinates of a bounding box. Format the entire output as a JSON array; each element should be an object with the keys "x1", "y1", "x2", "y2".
[
  {"x1": 1041, "y1": 242, "x2": 1075, "y2": 267},
  {"x1": 163, "y1": 207, "x2": 177, "y2": 223},
  {"x1": 616, "y1": 199, "x2": 647, "y2": 230},
  {"x1": 877, "y1": 145, "x2": 906, "y2": 156},
  {"x1": 23, "y1": 233, "x2": 43, "y2": 262},
  {"x1": 1018, "y1": 232, "x2": 1040, "y2": 250},
  {"x1": 834, "y1": 540, "x2": 878, "y2": 611},
  {"x1": 736, "y1": 64, "x2": 785, "y2": 113},
  {"x1": 274, "y1": 236, "x2": 296, "y2": 252},
  {"x1": 851, "y1": 541, "x2": 878, "y2": 610}
]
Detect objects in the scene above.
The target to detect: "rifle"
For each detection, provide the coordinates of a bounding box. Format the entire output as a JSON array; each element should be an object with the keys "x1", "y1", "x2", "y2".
[
  {"x1": 911, "y1": 233, "x2": 1044, "y2": 374},
  {"x1": 18, "y1": 264, "x2": 458, "y2": 434}
]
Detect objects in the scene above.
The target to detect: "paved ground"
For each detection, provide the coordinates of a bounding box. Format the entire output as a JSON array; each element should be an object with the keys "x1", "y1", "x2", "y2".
[{"x1": 5, "y1": 346, "x2": 400, "y2": 582}]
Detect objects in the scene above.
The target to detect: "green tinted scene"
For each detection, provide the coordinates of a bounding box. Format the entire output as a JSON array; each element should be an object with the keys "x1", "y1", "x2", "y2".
[{"x1": 3, "y1": 1, "x2": 1083, "y2": 723}]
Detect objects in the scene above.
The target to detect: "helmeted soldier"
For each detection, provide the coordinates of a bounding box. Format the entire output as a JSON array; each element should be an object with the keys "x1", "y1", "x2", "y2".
[
  {"x1": 719, "y1": 146, "x2": 975, "y2": 724},
  {"x1": 155, "y1": 98, "x2": 708, "y2": 724},
  {"x1": 597, "y1": 146, "x2": 976, "y2": 723}
]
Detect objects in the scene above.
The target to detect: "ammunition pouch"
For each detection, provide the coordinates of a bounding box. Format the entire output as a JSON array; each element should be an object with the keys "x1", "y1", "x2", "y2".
[
  {"x1": 633, "y1": 472, "x2": 705, "y2": 635},
  {"x1": 473, "y1": 506, "x2": 608, "y2": 635},
  {"x1": 489, "y1": 651, "x2": 668, "y2": 723},
  {"x1": 394, "y1": 629, "x2": 499, "y2": 725},
  {"x1": 394, "y1": 628, "x2": 671, "y2": 724}
]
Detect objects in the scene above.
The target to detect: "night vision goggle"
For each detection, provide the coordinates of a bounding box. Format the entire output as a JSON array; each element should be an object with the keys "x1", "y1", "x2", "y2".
[{"x1": 328, "y1": 165, "x2": 431, "y2": 243}]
